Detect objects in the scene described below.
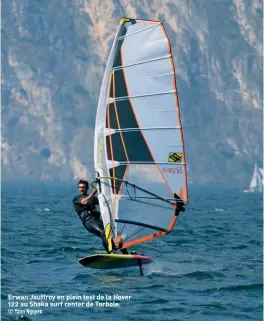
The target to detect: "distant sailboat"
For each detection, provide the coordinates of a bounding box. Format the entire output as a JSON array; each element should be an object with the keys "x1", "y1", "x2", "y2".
[{"x1": 243, "y1": 162, "x2": 263, "y2": 193}]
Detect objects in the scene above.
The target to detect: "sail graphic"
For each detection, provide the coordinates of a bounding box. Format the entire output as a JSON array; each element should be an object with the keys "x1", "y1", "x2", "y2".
[{"x1": 94, "y1": 18, "x2": 189, "y2": 251}]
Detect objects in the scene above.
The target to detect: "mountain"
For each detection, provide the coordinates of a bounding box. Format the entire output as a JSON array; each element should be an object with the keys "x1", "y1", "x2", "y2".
[{"x1": 2, "y1": 0, "x2": 263, "y2": 185}]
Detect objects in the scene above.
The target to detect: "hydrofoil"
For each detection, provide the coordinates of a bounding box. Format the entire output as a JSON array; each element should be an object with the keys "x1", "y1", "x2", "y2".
[{"x1": 79, "y1": 253, "x2": 152, "y2": 275}]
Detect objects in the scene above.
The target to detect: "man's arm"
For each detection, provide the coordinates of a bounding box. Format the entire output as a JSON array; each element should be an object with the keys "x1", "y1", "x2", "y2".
[{"x1": 80, "y1": 188, "x2": 97, "y2": 205}]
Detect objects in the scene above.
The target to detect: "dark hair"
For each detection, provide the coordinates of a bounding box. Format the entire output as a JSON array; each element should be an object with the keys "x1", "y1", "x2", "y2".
[{"x1": 78, "y1": 179, "x2": 89, "y2": 189}]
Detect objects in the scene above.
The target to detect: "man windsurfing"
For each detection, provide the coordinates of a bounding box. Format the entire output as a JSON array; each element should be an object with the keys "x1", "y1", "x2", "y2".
[{"x1": 72, "y1": 179, "x2": 128, "y2": 254}]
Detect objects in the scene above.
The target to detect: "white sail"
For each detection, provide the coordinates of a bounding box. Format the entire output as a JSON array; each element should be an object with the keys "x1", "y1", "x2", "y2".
[
  {"x1": 94, "y1": 18, "x2": 188, "y2": 251},
  {"x1": 257, "y1": 167, "x2": 263, "y2": 192},
  {"x1": 249, "y1": 163, "x2": 258, "y2": 189},
  {"x1": 258, "y1": 167, "x2": 263, "y2": 182},
  {"x1": 244, "y1": 162, "x2": 263, "y2": 193}
]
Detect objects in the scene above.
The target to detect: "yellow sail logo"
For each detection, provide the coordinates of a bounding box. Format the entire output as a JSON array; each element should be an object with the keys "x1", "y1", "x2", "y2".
[
  {"x1": 105, "y1": 224, "x2": 112, "y2": 253},
  {"x1": 168, "y1": 152, "x2": 182, "y2": 163}
]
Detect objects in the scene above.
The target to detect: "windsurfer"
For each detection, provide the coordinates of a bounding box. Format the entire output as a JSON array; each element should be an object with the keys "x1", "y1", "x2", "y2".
[
  {"x1": 73, "y1": 179, "x2": 111, "y2": 253},
  {"x1": 73, "y1": 179, "x2": 129, "y2": 254}
]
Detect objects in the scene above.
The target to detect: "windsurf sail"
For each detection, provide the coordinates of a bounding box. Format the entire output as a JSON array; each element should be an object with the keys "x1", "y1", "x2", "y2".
[
  {"x1": 94, "y1": 17, "x2": 189, "y2": 251},
  {"x1": 244, "y1": 162, "x2": 263, "y2": 193},
  {"x1": 248, "y1": 162, "x2": 263, "y2": 192},
  {"x1": 258, "y1": 167, "x2": 264, "y2": 186},
  {"x1": 249, "y1": 163, "x2": 258, "y2": 190}
]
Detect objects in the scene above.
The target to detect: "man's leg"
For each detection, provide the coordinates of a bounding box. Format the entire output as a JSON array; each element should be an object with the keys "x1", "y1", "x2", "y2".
[
  {"x1": 90, "y1": 211, "x2": 117, "y2": 252},
  {"x1": 83, "y1": 215, "x2": 110, "y2": 252}
]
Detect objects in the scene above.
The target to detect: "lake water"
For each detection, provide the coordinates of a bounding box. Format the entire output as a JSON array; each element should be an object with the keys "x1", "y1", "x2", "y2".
[{"x1": 1, "y1": 183, "x2": 263, "y2": 321}]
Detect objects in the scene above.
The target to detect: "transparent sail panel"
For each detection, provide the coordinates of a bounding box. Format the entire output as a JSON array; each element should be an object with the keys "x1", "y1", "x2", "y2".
[{"x1": 116, "y1": 197, "x2": 173, "y2": 244}]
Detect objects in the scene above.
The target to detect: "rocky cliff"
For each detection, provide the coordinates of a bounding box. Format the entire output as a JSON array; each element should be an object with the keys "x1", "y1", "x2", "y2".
[{"x1": 2, "y1": 0, "x2": 263, "y2": 185}]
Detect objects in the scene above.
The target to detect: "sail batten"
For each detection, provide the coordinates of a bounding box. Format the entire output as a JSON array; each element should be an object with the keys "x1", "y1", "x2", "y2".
[
  {"x1": 149, "y1": 72, "x2": 174, "y2": 79},
  {"x1": 106, "y1": 126, "x2": 182, "y2": 132},
  {"x1": 94, "y1": 17, "x2": 188, "y2": 250},
  {"x1": 115, "y1": 219, "x2": 169, "y2": 232},
  {"x1": 109, "y1": 161, "x2": 185, "y2": 165},
  {"x1": 112, "y1": 54, "x2": 171, "y2": 70},
  {"x1": 109, "y1": 90, "x2": 177, "y2": 101}
]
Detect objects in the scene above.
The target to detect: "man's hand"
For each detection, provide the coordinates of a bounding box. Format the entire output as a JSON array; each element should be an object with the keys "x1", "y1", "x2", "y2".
[{"x1": 80, "y1": 188, "x2": 97, "y2": 205}]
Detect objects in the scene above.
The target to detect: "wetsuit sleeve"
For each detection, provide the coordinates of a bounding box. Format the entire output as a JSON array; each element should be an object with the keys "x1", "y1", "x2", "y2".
[
  {"x1": 72, "y1": 195, "x2": 82, "y2": 204},
  {"x1": 73, "y1": 195, "x2": 87, "y2": 214}
]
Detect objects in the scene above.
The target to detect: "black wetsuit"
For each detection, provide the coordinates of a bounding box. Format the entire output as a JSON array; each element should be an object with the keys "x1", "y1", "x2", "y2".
[{"x1": 72, "y1": 194, "x2": 109, "y2": 252}]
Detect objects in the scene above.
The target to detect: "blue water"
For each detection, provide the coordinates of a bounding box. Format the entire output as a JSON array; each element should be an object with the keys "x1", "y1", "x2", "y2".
[{"x1": 1, "y1": 183, "x2": 263, "y2": 321}]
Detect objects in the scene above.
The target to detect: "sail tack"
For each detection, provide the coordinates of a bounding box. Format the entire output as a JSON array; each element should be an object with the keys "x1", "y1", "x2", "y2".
[{"x1": 94, "y1": 18, "x2": 189, "y2": 250}]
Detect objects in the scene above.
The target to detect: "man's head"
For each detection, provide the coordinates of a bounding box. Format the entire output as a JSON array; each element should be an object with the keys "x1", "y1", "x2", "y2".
[{"x1": 78, "y1": 179, "x2": 89, "y2": 195}]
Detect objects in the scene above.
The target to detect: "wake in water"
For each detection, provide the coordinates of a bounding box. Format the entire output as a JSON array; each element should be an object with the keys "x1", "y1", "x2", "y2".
[
  {"x1": 36, "y1": 207, "x2": 51, "y2": 212},
  {"x1": 144, "y1": 261, "x2": 169, "y2": 276},
  {"x1": 215, "y1": 208, "x2": 225, "y2": 212}
]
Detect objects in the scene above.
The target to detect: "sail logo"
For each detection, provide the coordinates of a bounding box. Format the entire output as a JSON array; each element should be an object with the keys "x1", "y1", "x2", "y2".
[
  {"x1": 163, "y1": 167, "x2": 183, "y2": 174},
  {"x1": 168, "y1": 152, "x2": 182, "y2": 163}
]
